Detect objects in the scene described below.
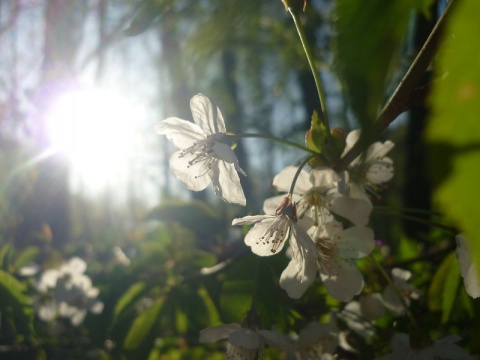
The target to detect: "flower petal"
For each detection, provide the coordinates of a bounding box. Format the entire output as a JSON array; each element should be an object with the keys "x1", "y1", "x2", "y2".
[
  {"x1": 243, "y1": 216, "x2": 290, "y2": 256},
  {"x1": 155, "y1": 117, "x2": 206, "y2": 148},
  {"x1": 336, "y1": 226, "x2": 375, "y2": 259},
  {"x1": 279, "y1": 254, "x2": 317, "y2": 299},
  {"x1": 169, "y1": 150, "x2": 211, "y2": 191},
  {"x1": 199, "y1": 323, "x2": 242, "y2": 343},
  {"x1": 211, "y1": 159, "x2": 246, "y2": 206},
  {"x1": 229, "y1": 329, "x2": 261, "y2": 350},
  {"x1": 310, "y1": 168, "x2": 340, "y2": 189},
  {"x1": 273, "y1": 166, "x2": 311, "y2": 194},
  {"x1": 280, "y1": 228, "x2": 318, "y2": 298},
  {"x1": 232, "y1": 215, "x2": 273, "y2": 226},
  {"x1": 258, "y1": 330, "x2": 294, "y2": 351},
  {"x1": 455, "y1": 234, "x2": 480, "y2": 299},
  {"x1": 367, "y1": 157, "x2": 394, "y2": 184},
  {"x1": 320, "y1": 261, "x2": 364, "y2": 302},
  {"x1": 365, "y1": 140, "x2": 394, "y2": 162},
  {"x1": 330, "y1": 196, "x2": 372, "y2": 226},
  {"x1": 190, "y1": 93, "x2": 226, "y2": 135}
]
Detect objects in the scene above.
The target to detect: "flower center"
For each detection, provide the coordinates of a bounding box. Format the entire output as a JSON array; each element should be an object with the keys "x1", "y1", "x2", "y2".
[{"x1": 258, "y1": 215, "x2": 291, "y2": 254}]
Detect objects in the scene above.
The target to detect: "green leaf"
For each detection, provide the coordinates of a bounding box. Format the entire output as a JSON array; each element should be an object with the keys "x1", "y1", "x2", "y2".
[
  {"x1": 113, "y1": 282, "x2": 147, "y2": 323},
  {"x1": 0, "y1": 244, "x2": 14, "y2": 270},
  {"x1": 427, "y1": 0, "x2": 480, "y2": 276},
  {"x1": 12, "y1": 246, "x2": 39, "y2": 273},
  {"x1": 123, "y1": 296, "x2": 164, "y2": 351},
  {"x1": 0, "y1": 270, "x2": 35, "y2": 337},
  {"x1": 428, "y1": 252, "x2": 460, "y2": 324},
  {"x1": 335, "y1": 0, "x2": 416, "y2": 131}
]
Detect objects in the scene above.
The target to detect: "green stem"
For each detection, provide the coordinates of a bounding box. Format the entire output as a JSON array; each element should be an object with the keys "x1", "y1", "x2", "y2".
[
  {"x1": 289, "y1": 8, "x2": 330, "y2": 130},
  {"x1": 289, "y1": 155, "x2": 315, "y2": 194},
  {"x1": 373, "y1": 206, "x2": 443, "y2": 216},
  {"x1": 227, "y1": 133, "x2": 318, "y2": 154},
  {"x1": 372, "y1": 210, "x2": 456, "y2": 234}
]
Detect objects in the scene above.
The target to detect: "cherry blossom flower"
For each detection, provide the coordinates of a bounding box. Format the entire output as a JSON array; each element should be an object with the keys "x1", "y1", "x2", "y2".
[
  {"x1": 199, "y1": 323, "x2": 293, "y2": 359},
  {"x1": 382, "y1": 268, "x2": 421, "y2": 315},
  {"x1": 278, "y1": 220, "x2": 374, "y2": 301},
  {"x1": 156, "y1": 93, "x2": 246, "y2": 205},
  {"x1": 264, "y1": 166, "x2": 371, "y2": 227},
  {"x1": 313, "y1": 222, "x2": 375, "y2": 302},
  {"x1": 342, "y1": 129, "x2": 394, "y2": 203},
  {"x1": 295, "y1": 318, "x2": 339, "y2": 360},
  {"x1": 455, "y1": 234, "x2": 480, "y2": 299},
  {"x1": 376, "y1": 333, "x2": 472, "y2": 360},
  {"x1": 232, "y1": 196, "x2": 314, "y2": 257},
  {"x1": 338, "y1": 295, "x2": 386, "y2": 350}
]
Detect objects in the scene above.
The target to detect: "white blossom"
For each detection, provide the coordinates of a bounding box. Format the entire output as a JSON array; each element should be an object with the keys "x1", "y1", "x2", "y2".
[
  {"x1": 382, "y1": 268, "x2": 421, "y2": 316},
  {"x1": 295, "y1": 318, "x2": 339, "y2": 360},
  {"x1": 313, "y1": 222, "x2": 375, "y2": 302},
  {"x1": 342, "y1": 129, "x2": 394, "y2": 203},
  {"x1": 33, "y1": 257, "x2": 103, "y2": 326},
  {"x1": 199, "y1": 323, "x2": 293, "y2": 360},
  {"x1": 264, "y1": 166, "x2": 371, "y2": 227},
  {"x1": 232, "y1": 196, "x2": 314, "y2": 257},
  {"x1": 455, "y1": 234, "x2": 480, "y2": 299},
  {"x1": 376, "y1": 333, "x2": 472, "y2": 360},
  {"x1": 156, "y1": 93, "x2": 246, "y2": 206}
]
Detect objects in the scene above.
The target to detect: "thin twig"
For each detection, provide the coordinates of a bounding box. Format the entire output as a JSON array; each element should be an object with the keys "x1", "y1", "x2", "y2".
[{"x1": 335, "y1": 0, "x2": 458, "y2": 171}]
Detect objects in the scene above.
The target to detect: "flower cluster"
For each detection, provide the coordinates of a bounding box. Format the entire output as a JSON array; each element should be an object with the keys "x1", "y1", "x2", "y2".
[
  {"x1": 34, "y1": 257, "x2": 104, "y2": 326},
  {"x1": 157, "y1": 95, "x2": 475, "y2": 359},
  {"x1": 233, "y1": 133, "x2": 393, "y2": 302}
]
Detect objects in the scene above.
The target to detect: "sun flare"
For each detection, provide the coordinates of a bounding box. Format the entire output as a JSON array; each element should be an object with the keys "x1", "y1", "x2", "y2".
[{"x1": 46, "y1": 88, "x2": 142, "y2": 190}]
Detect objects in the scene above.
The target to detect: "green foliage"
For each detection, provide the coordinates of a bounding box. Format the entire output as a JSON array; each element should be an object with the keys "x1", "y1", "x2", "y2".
[
  {"x1": 112, "y1": 281, "x2": 148, "y2": 324},
  {"x1": 123, "y1": 296, "x2": 165, "y2": 355},
  {"x1": 428, "y1": 252, "x2": 460, "y2": 324},
  {"x1": 334, "y1": 0, "x2": 416, "y2": 132},
  {"x1": 427, "y1": 0, "x2": 480, "y2": 273},
  {"x1": 0, "y1": 269, "x2": 35, "y2": 340}
]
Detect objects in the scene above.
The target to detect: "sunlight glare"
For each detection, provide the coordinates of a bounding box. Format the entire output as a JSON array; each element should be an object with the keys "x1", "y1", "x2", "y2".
[{"x1": 46, "y1": 88, "x2": 142, "y2": 191}]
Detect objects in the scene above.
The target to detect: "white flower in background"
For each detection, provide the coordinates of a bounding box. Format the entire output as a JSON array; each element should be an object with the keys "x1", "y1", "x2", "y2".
[
  {"x1": 264, "y1": 166, "x2": 371, "y2": 227},
  {"x1": 376, "y1": 333, "x2": 472, "y2": 360},
  {"x1": 338, "y1": 300, "x2": 375, "y2": 343},
  {"x1": 313, "y1": 222, "x2": 375, "y2": 302},
  {"x1": 295, "y1": 318, "x2": 339, "y2": 360},
  {"x1": 382, "y1": 268, "x2": 421, "y2": 316},
  {"x1": 199, "y1": 323, "x2": 293, "y2": 360},
  {"x1": 36, "y1": 256, "x2": 87, "y2": 292},
  {"x1": 34, "y1": 257, "x2": 103, "y2": 326},
  {"x1": 455, "y1": 234, "x2": 480, "y2": 299},
  {"x1": 156, "y1": 93, "x2": 246, "y2": 206},
  {"x1": 113, "y1": 246, "x2": 131, "y2": 266},
  {"x1": 359, "y1": 293, "x2": 385, "y2": 321},
  {"x1": 232, "y1": 196, "x2": 314, "y2": 257},
  {"x1": 342, "y1": 129, "x2": 394, "y2": 203}
]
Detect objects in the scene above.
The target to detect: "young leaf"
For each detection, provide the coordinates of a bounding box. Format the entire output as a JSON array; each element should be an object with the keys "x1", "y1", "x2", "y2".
[
  {"x1": 113, "y1": 282, "x2": 147, "y2": 323},
  {"x1": 123, "y1": 296, "x2": 164, "y2": 351},
  {"x1": 427, "y1": 0, "x2": 480, "y2": 276}
]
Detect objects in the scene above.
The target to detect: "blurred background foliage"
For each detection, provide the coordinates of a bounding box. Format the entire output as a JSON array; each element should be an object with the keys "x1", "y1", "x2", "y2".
[{"x1": 0, "y1": 0, "x2": 479, "y2": 358}]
